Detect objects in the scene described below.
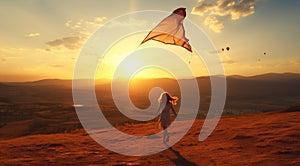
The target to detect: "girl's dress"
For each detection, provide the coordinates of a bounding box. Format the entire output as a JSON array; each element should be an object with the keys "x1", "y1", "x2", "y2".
[{"x1": 158, "y1": 102, "x2": 172, "y2": 129}]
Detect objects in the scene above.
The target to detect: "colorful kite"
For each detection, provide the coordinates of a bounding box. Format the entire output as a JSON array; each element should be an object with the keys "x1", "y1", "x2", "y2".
[{"x1": 141, "y1": 8, "x2": 192, "y2": 52}]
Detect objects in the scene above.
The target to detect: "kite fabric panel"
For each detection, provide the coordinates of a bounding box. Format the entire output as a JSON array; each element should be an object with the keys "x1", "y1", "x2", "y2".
[{"x1": 141, "y1": 8, "x2": 192, "y2": 52}]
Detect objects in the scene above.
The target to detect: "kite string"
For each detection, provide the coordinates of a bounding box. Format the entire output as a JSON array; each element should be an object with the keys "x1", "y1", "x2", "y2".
[{"x1": 188, "y1": 52, "x2": 192, "y2": 64}]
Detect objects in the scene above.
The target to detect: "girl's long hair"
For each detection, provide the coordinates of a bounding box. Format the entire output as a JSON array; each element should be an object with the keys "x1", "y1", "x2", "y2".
[{"x1": 158, "y1": 92, "x2": 179, "y2": 105}]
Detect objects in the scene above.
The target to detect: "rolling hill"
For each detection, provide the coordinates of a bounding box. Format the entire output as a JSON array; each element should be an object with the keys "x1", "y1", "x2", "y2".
[{"x1": 0, "y1": 108, "x2": 298, "y2": 165}]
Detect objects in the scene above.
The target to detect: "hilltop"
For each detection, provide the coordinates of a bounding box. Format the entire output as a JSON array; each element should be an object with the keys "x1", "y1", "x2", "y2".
[{"x1": 0, "y1": 108, "x2": 299, "y2": 165}]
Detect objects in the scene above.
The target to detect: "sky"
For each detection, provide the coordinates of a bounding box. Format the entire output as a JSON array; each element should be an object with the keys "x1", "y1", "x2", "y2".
[{"x1": 0, "y1": 0, "x2": 299, "y2": 81}]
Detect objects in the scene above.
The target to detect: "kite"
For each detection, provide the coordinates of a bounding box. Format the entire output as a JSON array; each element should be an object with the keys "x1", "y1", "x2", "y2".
[
  {"x1": 222, "y1": 47, "x2": 230, "y2": 51},
  {"x1": 140, "y1": 8, "x2": 192, "y2": 52}
]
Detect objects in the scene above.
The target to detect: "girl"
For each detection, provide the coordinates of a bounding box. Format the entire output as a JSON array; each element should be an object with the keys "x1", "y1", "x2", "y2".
[{"x1": 156, "y1": 92, "x2": 178, "y2": 143}]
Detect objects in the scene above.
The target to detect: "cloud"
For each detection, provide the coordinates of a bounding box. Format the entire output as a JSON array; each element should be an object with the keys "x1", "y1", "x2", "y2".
[
  {"x1": 222, "y1": 59, "x2": 235, "y2": 64},
  {"x1": 204, "y1": 16, "x2": 224, "y2": 33},
  {"x1": 65, "y1": 17, "x2": 106, "y2": 37},
  {"x1": 192, "y1": 0, "x2": 256, "y2": 32},
  {"x1": 51, "y1": 64, "x2": 65, "y2": 68},
  {"x1": 45, "y1": 36, "x2": 83, "y2": 50},
  {"x1": 45, "y1": 17, "x2": 106, "y2": 51},
  {"x1": 192, "y1": 2, "x2": 216, "y2": 16},
  {"x1": 290, "y1": 60, "x2": 300, "y2": 65},
  {"x1": 25, "y1": 33, "x2": 40, "y2": 38}
]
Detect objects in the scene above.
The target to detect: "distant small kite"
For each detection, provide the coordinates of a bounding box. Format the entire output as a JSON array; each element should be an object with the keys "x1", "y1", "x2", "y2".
[
  {"x1": 140, "y1": 8, "x2": 192, "y2": 52},
  {"x1": 221, "y1": 46, "x2": 230, "y2": 52}
]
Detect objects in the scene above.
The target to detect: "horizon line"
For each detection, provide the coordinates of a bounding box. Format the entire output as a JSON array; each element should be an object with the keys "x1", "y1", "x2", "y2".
[{"x1": 1, "y1": 72, "x2": 300, "y2": 83}]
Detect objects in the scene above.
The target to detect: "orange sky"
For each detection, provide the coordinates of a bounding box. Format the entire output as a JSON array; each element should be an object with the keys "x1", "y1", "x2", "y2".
[{"x1": 0, "y1": 0, "x2": 299, "y2": 82}]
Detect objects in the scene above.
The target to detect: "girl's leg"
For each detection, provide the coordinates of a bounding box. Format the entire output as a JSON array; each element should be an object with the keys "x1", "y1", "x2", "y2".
[
  {"x1": 163, "y1": 129, "x2": 166, "y2": 143},
  {"x1": 165, "y1": 129, "x2": 169, "y2": 142},
  {"x1": 163, "y1": 129, "x2": 169, "y2": 143}
]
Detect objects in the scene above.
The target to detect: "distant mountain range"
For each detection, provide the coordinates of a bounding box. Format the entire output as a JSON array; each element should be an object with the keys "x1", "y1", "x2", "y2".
[
  {"x1": 1, "y1": 73, "x2": 300, "y2": 87},
  {"x1": 230, "y1": 73, "x2": 300, "y2": 82}
]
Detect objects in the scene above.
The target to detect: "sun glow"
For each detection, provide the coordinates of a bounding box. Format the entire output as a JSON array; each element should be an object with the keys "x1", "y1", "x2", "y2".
[
  {"x1": 124, "y1": 58, "x2": 142, "y2": 74},
  {"x1": 95, "y1": 31, "x2": 207, "y2": 80},
  {"x1": 133, "y1": 68, "x2": 174, "y2": 79}
]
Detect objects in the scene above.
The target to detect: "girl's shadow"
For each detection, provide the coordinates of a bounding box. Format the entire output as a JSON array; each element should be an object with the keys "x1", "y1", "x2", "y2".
[{"x1": 165, "y1": 143, "x2": 197, "y2": 166}]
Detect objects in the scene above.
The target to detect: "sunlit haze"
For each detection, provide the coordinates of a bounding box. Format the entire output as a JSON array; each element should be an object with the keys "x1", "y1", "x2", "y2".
[{"x1": 0, "y1": 0, "x2": 299, "y2": 81}]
